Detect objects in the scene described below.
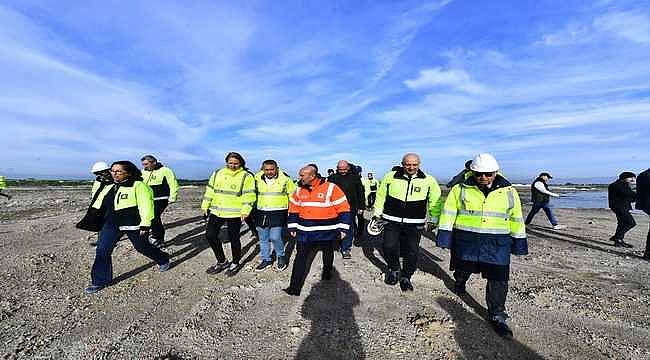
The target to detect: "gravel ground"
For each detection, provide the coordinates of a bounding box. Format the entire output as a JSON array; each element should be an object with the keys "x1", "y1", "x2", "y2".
[{"x1": 0, "y1": 186, "x2": 649, "y2": 359}]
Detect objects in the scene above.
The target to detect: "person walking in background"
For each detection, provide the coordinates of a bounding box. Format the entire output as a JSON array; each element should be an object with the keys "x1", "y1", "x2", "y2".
[
  {"x1": 0, "y1": 175, "x2": 11, "y2": 200},
  {"x1": 374, "y1": 153, "x2": 441, "y2": 291},
  {"x1": 436, "y1": 153, "x2": 527, "y2": 338},
  {"x1": 283, "y1": 165, "x2": 351, "y2": 296},
  {"x1": 446, "y1": 160, "x2": 472, "y2": 189},
  {"x1": 88, "y1": 162, "x2": 114, "y2": 246},
  {"x1": 141, "y1": 155, "x2": 179, "y2": 247},
  {"x1": 84, "y1": 161, "x2": 171, "y2": 294},
  {"x1": 635, "y1": 168, "x2": 650, "y2": 260},
  {"x1": 524, "y1": 172, "x2": 566, "y2": 230},
  {"x1": 363, "y1": 172, "x2": 379, "y2": 209},
  {"x1": 201, "y1": 152, "x2": 256, "y2": 276},
  {"x1": 608, "y1": 172, "x2": 637, "y2": 248},
  {"x1": 327, "y1": 160, "x2": 365, "y2": 259},
  {"x1": 253, "y1": 159, "x2": 296, "y2": 272}
]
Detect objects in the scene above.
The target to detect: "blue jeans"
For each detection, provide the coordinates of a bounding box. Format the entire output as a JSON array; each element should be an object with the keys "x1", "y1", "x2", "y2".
[
  {"x1": 525, "y1": 202, "x2": 558, "y2": 226},
  {"x1": 256, "y1": 226, "x2": 285, "y2": 261},
  {"x1": 91, "y1": 219, "x2": 170, "y2": 286}
]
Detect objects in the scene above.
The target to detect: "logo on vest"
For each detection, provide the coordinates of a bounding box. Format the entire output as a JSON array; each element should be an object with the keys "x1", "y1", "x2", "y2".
[
  {"x1": 413, "y1": 186, "x2": 421, "y2": 193},
  {"x1": 317, "y1": 193, "x2": 325, "y2": 199},
  {"x1": 120, "y1": 194, "x2": 128, "y2": 200}
]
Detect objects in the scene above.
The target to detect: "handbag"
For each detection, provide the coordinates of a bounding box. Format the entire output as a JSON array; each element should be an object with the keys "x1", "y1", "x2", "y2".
[{"x1": 76, "y1": 183, "x2": 108, "y2": 232}]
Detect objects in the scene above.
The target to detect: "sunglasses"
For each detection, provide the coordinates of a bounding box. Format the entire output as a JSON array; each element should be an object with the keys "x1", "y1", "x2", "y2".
[{"x1": 474, "y1": 172, "x2": 496, "y2": 178}]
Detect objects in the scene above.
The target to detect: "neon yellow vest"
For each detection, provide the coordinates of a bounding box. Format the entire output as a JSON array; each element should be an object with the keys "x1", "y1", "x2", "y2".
[
  {"x1": 439, "y1": 182, "x2": 526, "y2": 238},
  {"x1": 201, "y1": 168, "x2": 256, "y2": 218},
  {"x1": 254, "y1": 169, "x2": 296, "y2": 211}
]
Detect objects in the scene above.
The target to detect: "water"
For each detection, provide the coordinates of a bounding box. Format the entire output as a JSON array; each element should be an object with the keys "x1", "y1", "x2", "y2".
[{"x1": 550, "y1": 190, "x2": 608, "y2": 209}]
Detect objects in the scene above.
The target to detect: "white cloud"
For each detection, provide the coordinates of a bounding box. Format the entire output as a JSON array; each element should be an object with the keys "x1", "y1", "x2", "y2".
[
  {"x1": 403, "y1": 68, "x2": 485, "y2": 93},
  {"x1": 541, "y1": 9, "x2": 650, "y2": 46},
  {"x1": 594, "y1": 10, "x2": 650, "y2": 43}
]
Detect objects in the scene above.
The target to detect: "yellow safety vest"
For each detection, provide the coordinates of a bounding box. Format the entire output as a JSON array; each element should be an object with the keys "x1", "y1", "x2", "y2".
[
  {"x1": 438, "y1": 180, "x2": 526, "y2": 239},
  {"x1": 201, "y1": 167, "x2": 256, "y2": 218},
  {"x1": 254, "y1": 169, "x2": 296, "y2": 211}
]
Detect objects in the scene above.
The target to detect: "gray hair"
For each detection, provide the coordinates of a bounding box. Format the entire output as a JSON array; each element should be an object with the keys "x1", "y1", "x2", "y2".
[{"x1": 401, "y1": 153, "x2": 420, "y2": 164}]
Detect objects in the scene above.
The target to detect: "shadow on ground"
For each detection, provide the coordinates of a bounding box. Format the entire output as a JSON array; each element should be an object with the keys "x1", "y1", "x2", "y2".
[
  {"x1": 295, "y1": 268, "x2": 364, "y2": 359},
  {"x1": 436, "y1": 297, "x2": 545, "y2": 359}
]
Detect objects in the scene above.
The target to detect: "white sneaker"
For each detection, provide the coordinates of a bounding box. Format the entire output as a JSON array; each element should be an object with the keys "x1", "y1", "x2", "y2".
[{"x1": 553, "y1": 224, "x2": 567, "y2": 230}]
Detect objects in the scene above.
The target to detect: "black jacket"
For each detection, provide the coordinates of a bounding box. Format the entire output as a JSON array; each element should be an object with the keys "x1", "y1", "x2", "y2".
[
  {"x1": 531, "y1": 178, "x2": 551, "y2": 204},
  {"x1": 608, "y1": 179, "x2": 636, "y2": 211},
  {"x1": 327, "y1": 172, "x2": 365, "y2": 210},
  {"x1": 636, "y1": 169, "x2": 650, "y2": 212}
]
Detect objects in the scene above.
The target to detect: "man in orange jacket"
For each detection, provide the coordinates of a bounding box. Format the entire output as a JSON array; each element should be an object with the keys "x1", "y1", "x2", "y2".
[{"x1": 283, "y1": 165, "x2": 352, "y2": 296}]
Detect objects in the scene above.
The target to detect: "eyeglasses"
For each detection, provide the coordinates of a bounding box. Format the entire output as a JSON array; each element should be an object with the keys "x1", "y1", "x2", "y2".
[{"x1": 474, "y1": 172, "x2": 496, "y2": 178}]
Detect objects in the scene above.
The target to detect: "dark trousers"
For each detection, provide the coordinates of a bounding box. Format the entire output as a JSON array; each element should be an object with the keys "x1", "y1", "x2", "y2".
[
  {"x1": 91, "y1": 219, "x2": 170, "y2": 286},
  {"x1": 612, "y1": 209, "x2": 636, "y2": 241},
  {"x1": 644, "y1": 211, "x2": 650, "y2": 256},
  {"x1": 288, "y1": 241, "x2": 335, "y2": 293},
  {"x1": 382, "y1": 221, "x2": 421, "y2": 278},
  {"x1": 356, "y1": 211, "x2": 366, "y2": 241},
  {"x1": 454, "y1": 270, "x2": 509, "y2": 321},
  {"x1": 367, "y1": 192, "x2": 376, "y2": 208},
  {"x1": 205, "y1": 215, "x2": 242, "y2": 263},
  {"x1": 245, "y1": 208, "x2": 259, "y2": 239},
  {"x1": 525, "y1": 202, "x2": 558, "y2": 226},
  {"x1": 151, "y1": 200, "x2": 169, "y2": 241}
]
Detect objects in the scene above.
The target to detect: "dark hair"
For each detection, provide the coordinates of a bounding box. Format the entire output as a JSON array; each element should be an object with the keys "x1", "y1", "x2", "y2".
[
  {"x1": 327, "y1": 168, "x2": 334, "y2": 174},
  {"x1": 464, "y1": 160, "x2": 472, "y2": 169},
  {"x1": 619, "y1": 171, "x2": 636, "y2": 180},
  {"x1": 111, "y1": 161, "x2": 143, "y2": 181},
  {"x1": 308, "y1": 163, "x2": 319, "y2": 172},
  {"x1": 140, "y1": 154, "x2": 157, "y2": 162},
  {"x1": 225, "y1": 152, "x2": 246, "y2": 168},
  {"x1": 262, "y1": 159, "x2": 278, "y2": 168}
]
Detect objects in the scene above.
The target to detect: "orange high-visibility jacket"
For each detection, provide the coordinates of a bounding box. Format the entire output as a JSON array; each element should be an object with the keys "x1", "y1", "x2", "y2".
[{"x1": 288, "y1": 178, "x2": 352, "y2": 243}]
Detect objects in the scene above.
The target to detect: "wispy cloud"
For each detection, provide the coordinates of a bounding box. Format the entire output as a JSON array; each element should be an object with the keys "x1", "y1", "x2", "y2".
[{"x1": 403, "y1": 68, "x2": 485, "y2": 93}]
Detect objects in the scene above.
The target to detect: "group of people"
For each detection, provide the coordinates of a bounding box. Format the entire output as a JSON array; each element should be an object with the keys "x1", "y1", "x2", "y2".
[{"x1": 74, "y1": 150, "x2": 650, "y2": 340}]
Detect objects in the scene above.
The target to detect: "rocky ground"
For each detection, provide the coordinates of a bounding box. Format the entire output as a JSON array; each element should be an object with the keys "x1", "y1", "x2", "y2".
[{"x1": 0, "y1": 186, "x2": 649, "y2": 359}]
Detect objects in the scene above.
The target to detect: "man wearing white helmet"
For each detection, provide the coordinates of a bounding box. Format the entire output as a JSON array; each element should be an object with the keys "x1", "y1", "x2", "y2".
[{"x1": 436, "y1": 153, "x2": 528, "y2": 338}]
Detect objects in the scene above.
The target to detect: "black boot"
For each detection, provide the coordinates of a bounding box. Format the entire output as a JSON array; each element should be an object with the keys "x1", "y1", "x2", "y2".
[
  {"x1": 490, "y1": 319, "x2": 513, "y2": 339},
  {"x1": 384, "y1": 270, "x2": 399, "y2": 285},
  {"x1": 399, "y1": 277, "x2": 414, "y2": 291}
]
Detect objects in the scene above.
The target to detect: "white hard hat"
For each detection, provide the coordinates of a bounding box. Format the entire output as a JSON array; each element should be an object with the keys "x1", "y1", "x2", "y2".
[
  {"x1": 470, "y1": 153, "x2": 499, "y2": 172},
  {"x1": 91, "y1": 161, "x2": 110, "y2": 173}
]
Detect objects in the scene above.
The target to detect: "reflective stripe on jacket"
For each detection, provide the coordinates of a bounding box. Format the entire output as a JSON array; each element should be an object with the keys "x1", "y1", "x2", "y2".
[
  {"x1": 288, "y1": 178, "x2": 352, "y2": 243},
  {"x1": 436, "y1": 174, "x2": 528, "y2": 264},
  {"x1": 254, "y1": 169, "x2": 296, "y2": 211},
  {"x1": 373, "y1": 168, "x2": 442, "y2": 224},
  {"x1": 142, "y1": 165, "x2": 179, "y2": 202},
  {"x1": 201, "y1": 167, "x2": 256, "y2": 218}
]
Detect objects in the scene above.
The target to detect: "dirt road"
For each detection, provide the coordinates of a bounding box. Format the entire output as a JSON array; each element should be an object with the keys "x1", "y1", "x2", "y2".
[{"x1": 1, "y1": 186, "x2": 648, "y2": 359}]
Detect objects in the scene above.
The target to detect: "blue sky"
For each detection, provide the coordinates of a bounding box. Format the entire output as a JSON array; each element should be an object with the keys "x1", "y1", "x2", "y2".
[{"x1": 1, "y1": 0, "x2": 649, "y2": 181}]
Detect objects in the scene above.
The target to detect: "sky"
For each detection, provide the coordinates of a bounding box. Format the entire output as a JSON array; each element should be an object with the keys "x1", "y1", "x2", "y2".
[{"x1": 1, "y1": 0, "x2": 649, "y2": 182}]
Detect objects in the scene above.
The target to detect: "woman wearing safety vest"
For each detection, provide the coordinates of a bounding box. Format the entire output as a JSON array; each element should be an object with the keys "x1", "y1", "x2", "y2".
[
  {"x1": 201, "y1": 152, "x2": 256, "y2": 276},
  {"x1": 436, "y1": 153, "x2": 528, "y2": 339},
  {"x1": 85, "y1": 161, "x2": 171, "y2": 294}
]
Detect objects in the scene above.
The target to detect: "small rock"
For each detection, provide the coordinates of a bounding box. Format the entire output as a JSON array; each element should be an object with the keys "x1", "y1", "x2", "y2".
[{"x1": 290, "y1": 326, "x2": 301, "y2": 335}]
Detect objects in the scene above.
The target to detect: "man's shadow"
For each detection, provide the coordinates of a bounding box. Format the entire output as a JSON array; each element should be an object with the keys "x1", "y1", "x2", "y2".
[
  {"x1": 436, "y1": 297, "x2": 545, "y2": 359},
  {"x1": 295, "y1": 268, "x2": 365, "y2": 360}
]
